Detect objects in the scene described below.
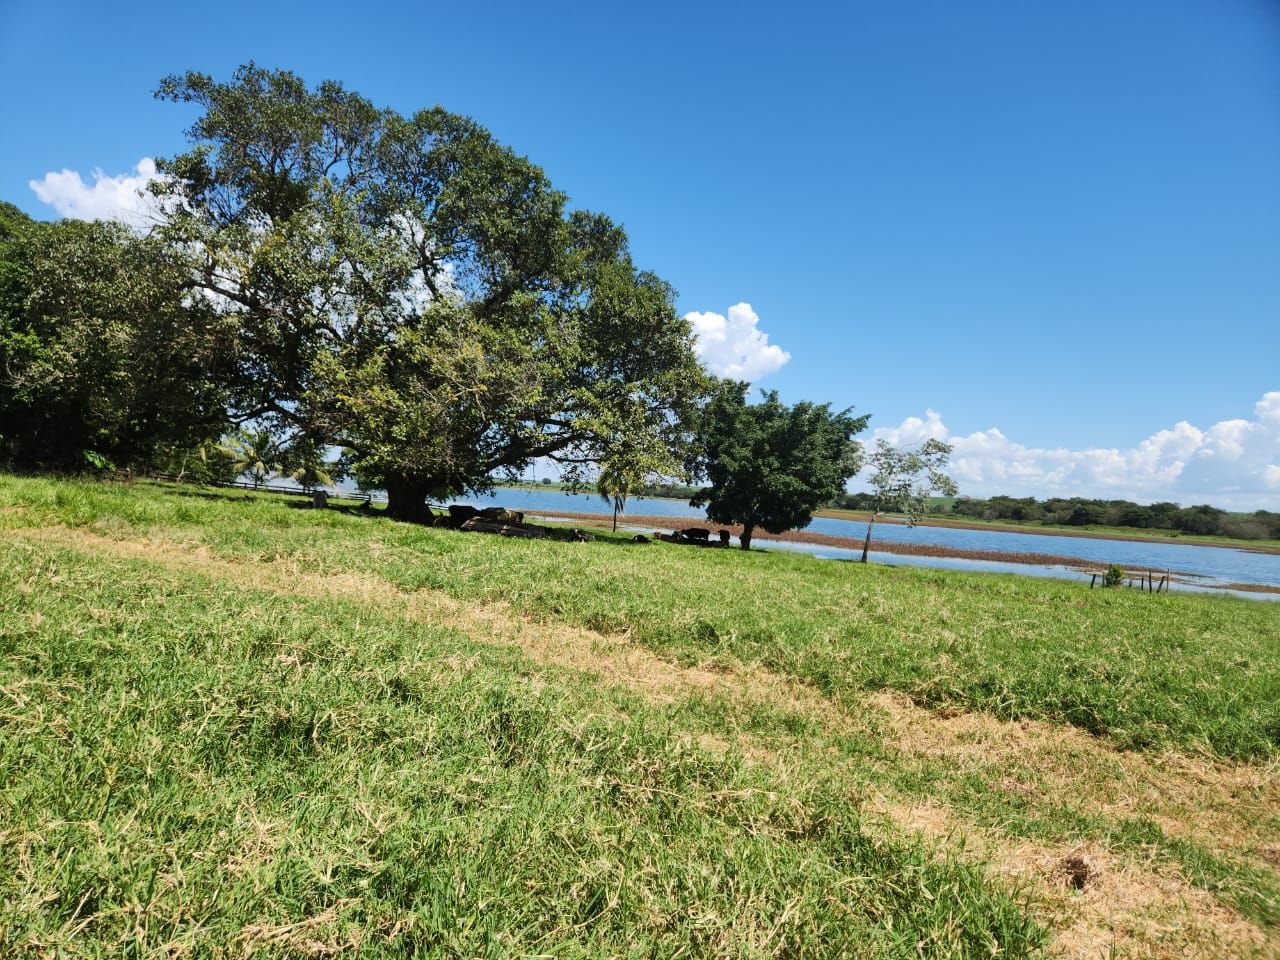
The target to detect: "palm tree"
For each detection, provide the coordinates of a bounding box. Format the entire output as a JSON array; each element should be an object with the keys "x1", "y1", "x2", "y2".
[
  {"x1": 281, "y1": 438, "x2": 338, "y2": 492},
  {"x1": 217, "y1": 428, "x2": 286, "y2": 489},
  {"x1": 597, "y1": 459, "x2": 642, "y2": 533}
]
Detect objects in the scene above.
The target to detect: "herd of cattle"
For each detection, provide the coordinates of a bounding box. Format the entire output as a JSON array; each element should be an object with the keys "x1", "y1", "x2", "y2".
[{"x1": 436, "y1": 503, "x2": 734, "y2": 547}]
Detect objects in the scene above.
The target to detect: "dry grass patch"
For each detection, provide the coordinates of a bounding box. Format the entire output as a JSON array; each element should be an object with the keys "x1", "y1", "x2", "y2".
[
  {"x1": 868, "y1": 800, "x2": 1271, "y2": 959},
  {"x1": 868, "y1": 691, "x2": 1280, "y2": 864}
]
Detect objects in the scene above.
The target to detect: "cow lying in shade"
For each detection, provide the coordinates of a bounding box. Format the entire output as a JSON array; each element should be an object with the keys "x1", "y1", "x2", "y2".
[
  {"x1": 479, "y1": 506, "x2": 525, "y2": 524},
  {"x1": 446, "y1": 504, "x2": 525, "y2": 527},
  {"x1": 654, "y1": 528, "x2": 732, "y2": 547}
]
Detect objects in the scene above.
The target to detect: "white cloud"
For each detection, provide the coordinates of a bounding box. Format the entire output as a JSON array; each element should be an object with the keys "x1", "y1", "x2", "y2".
[
  {"x1": 873, "y1": 408, "x2": 948, "y2": 447},
  {"x1": 685, "y1": 302, "x2": 790, "y2": 380},
  {"x1": 869, "y1": 391, "x2": 1280, "y2": 510},
  {"x1": 29, "y1": 157, "x2": 164, "y2": 227}
]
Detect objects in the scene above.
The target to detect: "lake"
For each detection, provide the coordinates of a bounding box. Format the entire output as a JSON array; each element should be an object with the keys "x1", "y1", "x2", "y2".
[{"x1": 454, "y1": 487, "x2": 1280, "y2": 599}]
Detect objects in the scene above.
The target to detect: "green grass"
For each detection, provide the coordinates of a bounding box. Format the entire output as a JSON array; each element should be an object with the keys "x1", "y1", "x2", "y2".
[
  {"x1": 8, "y1": 476, "x2": 1275, "y2": 760},
  {"x1": 3, "y1": 474, "x2": 1279, "y2": 955},
  {"x1": 1, "y1": 504, "x2": 1042, "y2": 956}
]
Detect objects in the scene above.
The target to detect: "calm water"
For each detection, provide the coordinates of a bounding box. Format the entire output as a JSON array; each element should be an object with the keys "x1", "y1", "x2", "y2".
[{"x1": 455, "y1": 487, "x2": 1280, "y2": 598}]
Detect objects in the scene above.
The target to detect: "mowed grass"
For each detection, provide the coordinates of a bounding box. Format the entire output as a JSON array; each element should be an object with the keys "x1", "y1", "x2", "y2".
[
  {"x1": 6, "y1": 476, "x2": 1276, "y2": 760},
  {"x1": 3, "y1": 475, "x2": 1279, "y2": 956},
  {"x1": 1, "y1": 503, "x2": 1040, "y2": 956}
]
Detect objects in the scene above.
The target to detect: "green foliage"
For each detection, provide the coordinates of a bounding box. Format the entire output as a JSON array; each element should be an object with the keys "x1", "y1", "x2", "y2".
[
  {"x1": 860, "y1": 439, "x2": 958, "y2": 561},
  {"x1": 81, "y1": 449, "x2": 113, "y2": 472},
  {"x1": 864, "y1": 439, "x2": 959, "y2": 525},
  {"x1": 1103, "y1": 564, "x2": 1125, "y2": 588},
  {"x1": 279, "y1": 436, "x2": 341, "y2": 491},
  {"x1": 0, "y1": 213, "x2": 229, "y2": 471},
  {"x1": 153, "y1": 64, "x2": 707, "y2": 522},
  {"x1": 692, "y1": 383, "x2": 868, "y2": 549},
  {"x1": 949, "y1": 495, "x2": 1280, "y2": 542},
  {"x1": 217, "y1": 428, "x2": 288, "y2": 488}
]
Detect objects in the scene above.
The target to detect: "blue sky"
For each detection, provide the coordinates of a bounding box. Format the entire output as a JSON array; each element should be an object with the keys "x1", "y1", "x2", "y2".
[{"x1": 2, "y1": 1, "x2": 1278, "y2": 506}]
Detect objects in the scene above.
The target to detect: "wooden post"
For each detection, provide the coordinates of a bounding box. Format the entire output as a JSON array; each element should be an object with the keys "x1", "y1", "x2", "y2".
[{"x1": 1090, "y1": 572, "x2": 1097, "y2": 589}]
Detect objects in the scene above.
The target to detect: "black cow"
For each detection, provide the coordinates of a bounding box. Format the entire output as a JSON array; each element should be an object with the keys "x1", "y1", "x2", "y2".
[{"x1": 448, "y1": 504, "x2": 479, "y2": 527}]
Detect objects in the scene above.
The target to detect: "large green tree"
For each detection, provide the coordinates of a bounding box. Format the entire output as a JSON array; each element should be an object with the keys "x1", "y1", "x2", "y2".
[
  {"x1": 0, "y1": 203, "x2": 228, "y2": 471},
  {"x1": 153, "y1": 64, "x2": 706, "y2": 522},
  {"x1": 692, "y1": 384, "x2": 869, "y2": 550}
]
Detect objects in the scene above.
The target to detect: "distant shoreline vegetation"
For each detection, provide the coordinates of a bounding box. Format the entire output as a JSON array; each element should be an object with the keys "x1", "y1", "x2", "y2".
[
  {"x1": 831, "y1": 492, "x2": 1280, "y2": 542},
  {"x1": 498, "y1": 478, "x2": 704, "y2": 500},
  {"x1": 498, "y1": 481, "x2": 1280, "y2": 545}
]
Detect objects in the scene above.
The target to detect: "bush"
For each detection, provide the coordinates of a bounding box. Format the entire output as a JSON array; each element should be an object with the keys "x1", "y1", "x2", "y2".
[{"x1": 1103, "y1": 565, "x2": 1125, "y2": 588}]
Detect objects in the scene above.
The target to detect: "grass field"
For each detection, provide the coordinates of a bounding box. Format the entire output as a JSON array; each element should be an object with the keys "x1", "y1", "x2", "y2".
[{"x1": 2, "y1": 475, "x2": 1278, "y2": 957}]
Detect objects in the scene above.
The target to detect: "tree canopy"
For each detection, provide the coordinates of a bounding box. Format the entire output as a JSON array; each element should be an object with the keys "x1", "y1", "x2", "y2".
[
  {"x1": 692, "y1": 384, "x2": 868, "y2": 549},
  {"x1": 0, "y1": 203, "x2": 229, "y2": 471},
  {"x1": 153, "y1": 64, "x2": 707, "y2": 521}
]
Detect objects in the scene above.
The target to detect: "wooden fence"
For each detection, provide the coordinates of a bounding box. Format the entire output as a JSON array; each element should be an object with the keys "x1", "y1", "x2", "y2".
[
  {"x1": 143, "y1": 474, "x2": 387, "y2": 505},
  {"x1": 1088, "y1": 568, "x2": 1170, "y2": 593}
]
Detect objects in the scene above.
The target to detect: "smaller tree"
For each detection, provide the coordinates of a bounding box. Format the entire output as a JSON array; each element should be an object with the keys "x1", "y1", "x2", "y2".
[
  {"x1": 279, "y1": 437, "x2": 341, "y2": 492},
  {"x1": 859, "y1": 439, "x2": 958, "y2": 563},
  {"x1": 597, "y1": 460, "x2": 640, "y2": 533},
  {"x1": 218, "y1": 429, "x2": 287, "y2": 489},
  {"x1": 692, "y1": 384, "x2": 868, "y2": 550},
  {"x1": 591, "y1": 416, "x2": 690, "y2": 533}
]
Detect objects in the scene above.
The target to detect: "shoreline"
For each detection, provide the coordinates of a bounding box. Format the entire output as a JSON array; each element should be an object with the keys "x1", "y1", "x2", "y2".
[
  {"x1": 527, "y1": 510, "x2": 1164, "y2": 574},
  {"x1": 491, "y1": 484, "x2": 1280, "y2": 555},
  {"x1": 530, "y1": 508, "x2": 1280, "y2": 595},
  {"x1": 817, "y1": 510, "x2": 1280, "y2": 556}
]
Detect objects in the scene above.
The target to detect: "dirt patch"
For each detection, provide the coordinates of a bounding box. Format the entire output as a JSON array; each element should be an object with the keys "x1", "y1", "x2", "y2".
[
  {"x1": 1059, "y1": 855, "x2": 1094, "y2": 891},
  {"x1": 870, "y1": 801, "x2": 1271, "y2": 959},
  {"x1": 865, "y1": 690, "x2": 1280, "y2": 861}
]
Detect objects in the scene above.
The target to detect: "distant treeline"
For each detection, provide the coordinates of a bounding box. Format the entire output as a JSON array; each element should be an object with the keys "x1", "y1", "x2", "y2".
[
  {"x1": 830, "y1": 492, "x2": 1280, "y2": 541},
  {"x1": 523, "y1": 478, "x2": 703, "y2": 500},
  {"x1": 631, "y1": 481, "x2": 703, "y2": 500}
]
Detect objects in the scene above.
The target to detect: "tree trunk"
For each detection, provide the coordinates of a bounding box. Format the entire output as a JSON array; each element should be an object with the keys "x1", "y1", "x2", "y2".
[
  {"x1": 612, "y1": 503, "x2": 618, "y2": 532},
  {"x1": 384, "y1": 475, "x2": 436, "y2": 524},
  {"x1": 860, "y1": 511, "x2": 878, "y2": 563},
  {"x1": 740, "y1": 522, "x2": 754, "y2": 551}
]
